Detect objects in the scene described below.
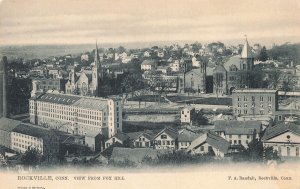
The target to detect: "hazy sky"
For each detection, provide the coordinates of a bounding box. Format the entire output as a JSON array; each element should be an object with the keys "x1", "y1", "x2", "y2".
[{"x1": 0, "y1": 0, "x2": 299, "y2": 46}]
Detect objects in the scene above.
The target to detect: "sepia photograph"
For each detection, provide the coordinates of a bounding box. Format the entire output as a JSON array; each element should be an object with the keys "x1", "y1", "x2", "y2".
[{"x1": 0, "y1": 0, "x2": 300, "y2": 188}]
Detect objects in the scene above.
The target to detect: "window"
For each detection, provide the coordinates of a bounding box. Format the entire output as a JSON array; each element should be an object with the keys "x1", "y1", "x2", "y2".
[
  {"x1": 161, "y1": 135, "x2": 167, "y2": 139},
  {"x1": 244, "y1": 104, "x2": 248, "y2": 107},
  {"x1": 238, "y1": 140, "x2": 241, "y2": 144},
  {"x1": 252, "y1": 96, "x2": 255, "y2": 101},
  {"x1": 287, "y1": 147, "x2": 290, "y2": 156},
  {"x1": 247, "y1": 135, "x2": 250, "y2": 139},
  {"x1": 278, "y1": 147, "x2": 281, "y2": 155},
  {"x1": 200, "y1": 146, "x2": 204, "y2": 151},
  {"x1": 296, "y1": 147, "x2": 299, "y2": 156},
  {"x1": 167, "y1": 141, "x2": 170, "y2": 145},
  {"x1": 260, "y1": 96, "x2": 264, "y2": 102},
  {"x1": 238, "y1": 135, "x2": 241, "y2": 139},
  {"x1": 244, "y1": 110, "x2": 248, "y2": 114},
  {"x1": 162, "y1": 141, "x2": 165, "y2": 145},
  {"x1": 244, "y1": 96, "x2": 247, "y2": 101},
  {"x1": 238, "y1": 96, "x2": 241, "y2": 101},
  {"x1": 229, "y1": 135, "x2": 232, "y2": 138},
  {"x1": 229, "y1": 140, "x2": 232, "y2": 144},
  {"x1": 182, "y1": 111, "x2": 184, "y2": 114},
  {"x1": 234, "y1": 140, "x2": 237, "y2": 144}
]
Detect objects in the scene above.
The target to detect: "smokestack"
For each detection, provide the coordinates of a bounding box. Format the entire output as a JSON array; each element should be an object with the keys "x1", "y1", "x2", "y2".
[
  {"x1": 0, "y1": 57, "x2": 3, "y2": 117},
  {"x1": 2, "y1": 56, "x2": 7, "y2": 117}
]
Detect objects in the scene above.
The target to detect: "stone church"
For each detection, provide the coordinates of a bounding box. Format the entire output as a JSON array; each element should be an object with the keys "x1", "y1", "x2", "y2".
[
  {"x1": 65, "y1": 43, "x2": 101, "y2": 96},
  {"x1": 213, "y1": 38, "x2": 255, "y2": 95}
]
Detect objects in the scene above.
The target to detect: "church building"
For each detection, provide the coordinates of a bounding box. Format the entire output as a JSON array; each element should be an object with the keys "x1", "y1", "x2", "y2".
[
  {"x1": 213, "y1": 37, "x2": 255, "y2": 95},
  {"x1": 65, "y1": 43, "x2": 101, "y2": 96}
]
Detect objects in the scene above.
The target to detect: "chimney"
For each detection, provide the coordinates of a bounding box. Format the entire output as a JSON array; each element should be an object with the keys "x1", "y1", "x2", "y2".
[
  {"x1": 31, "y1": 80, "x2": 39, "y2": 97},
  {"x1": 2, "y1": 56, "x2": 8, "y2": 117}
]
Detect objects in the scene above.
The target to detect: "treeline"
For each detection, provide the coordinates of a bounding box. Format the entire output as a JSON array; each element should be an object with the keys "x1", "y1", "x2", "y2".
[{"x1": 267, "y1": 43, "x2": 300, "y2": 64}]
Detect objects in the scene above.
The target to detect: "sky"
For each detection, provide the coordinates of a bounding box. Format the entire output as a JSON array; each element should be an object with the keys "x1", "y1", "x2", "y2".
[{"x1": 0, "y1": 0, "x2": 299, "y2": 47}]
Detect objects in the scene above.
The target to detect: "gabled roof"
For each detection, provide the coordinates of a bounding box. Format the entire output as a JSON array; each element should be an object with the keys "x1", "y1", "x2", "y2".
[
  {"x1": 241, "y1": 39, "x2": 254, "y2": 59},
  {"x1": 223, "y1": 55, "x2": 240, "y2": 71},
  {"x1": 187, "y1": 132, "x2": 230, "y2": 153},
  {"x1": 113, "y1": 132, "x2": 130, "y2": 142},
  {"x1": 262, "y1": 122, "x2": 300, "y2": 141},
  {"x1": 178, "y1": 129, "x2": 200, "y2": 142},
  {"x1": 182, "y1": 106, "x2": 195, "y2": 111},
  {"x1": 126, "y1": 130, "x2": 159, "y2": 141},
  {"x1": 141, "y1": 59, "x2": 156, "y2": 66},
  {"x1": 213, "y1": 65, "x2": 226, "y2": 73},
  {"x1": 12, "y1": 123, "x2": 58, "y2": 139},
  {"x1": 0, "y1": 118, "x2": 21, "y2": 132},
  {"x1": 185, "y1": 68, "x2": 205, "y2": 77},
  {"x1": 214, "y1": 120, "x2": 262, "y2": 135},
  {"x1": 35, "y1": 92, "x2": 81, "y2": 105},
  {"x1": 153, "y1": 127, "x2": 178, "y2": 140}
]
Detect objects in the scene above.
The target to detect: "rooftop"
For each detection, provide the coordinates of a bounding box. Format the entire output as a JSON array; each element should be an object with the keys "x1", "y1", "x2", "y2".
[
  {"x1": 262, "y1": 122, "x2": 300, "y2": 141},
  {"x1": 233, "y1": 89, "x2": 278, "y2": 93},
  {"x1": 0, "y1": 118, "x2": 21, "y2": 132},
  {"x1": 214, "y1": 120, "x2": 262, "y2": 135},
  {"x1": 12, "y1": 123, "x2": 57, "y2": 139},
  {"x1": 187, "y1": 132, "x2": 230, "y2": 153},
  {"x1": 32, "y1": 92, "x2": 114, "y2": 111}
]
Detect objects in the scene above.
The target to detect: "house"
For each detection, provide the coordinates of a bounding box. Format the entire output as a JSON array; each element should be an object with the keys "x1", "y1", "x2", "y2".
[
  {"x1": 84, "y1": 130, "x2": 106, "y2": 152},
  {"x1": 178, "y1": 129, "x2": 200, "y2": 150},
  {"x1": 214, "y1": 120, "x2": 262, "y2": 148},
  {"x1": 126, "y1": 130, "x2": 158, "y2": 148},
  {"x1": 261, "y1": 122, "x2": 300, "y2": 158},
  {"x1": 157, "y1": 50, "x2": 165, "y2": 58},
  {"x1": 156, "y1": 66, "x2": 170, "y2": 75},
  {"x1": 110, "y1": 147, "x2": 171, "y2": 164},
  {"x1": 143, "y1": 50, "x2": 151, "y2": 57},
  {"x1": 0, "y1": 118, "x2": 21, "y2": 149},
  {"x1": 169, "y1": 60, "x2": 180, "y2": 72},
  {"x1": 180, "y1": 106, "x2": 195, "y2": 124},
  {"x1": 153, "y1": 127, "x2": 178, "y2": 149},
  {"x1": 141, "y1": 60, "x2": 157, "y2": 71},
  {"x1": 186, "y1": 132, "x2": 230, "y2": 157},
  {"x1": 105, "y1": 132, "x2": 129, "y2": 148}
]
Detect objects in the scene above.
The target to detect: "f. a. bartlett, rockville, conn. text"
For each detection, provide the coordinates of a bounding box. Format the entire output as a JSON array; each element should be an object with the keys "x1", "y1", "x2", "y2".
[{"x1": 0, "y1": 0, "x2": 299, "y2": 189}]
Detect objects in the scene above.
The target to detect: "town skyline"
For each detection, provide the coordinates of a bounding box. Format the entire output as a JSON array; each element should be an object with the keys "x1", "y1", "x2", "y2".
[{"x1": 0, "y1": 0, "x2": 300, "y2": 46}]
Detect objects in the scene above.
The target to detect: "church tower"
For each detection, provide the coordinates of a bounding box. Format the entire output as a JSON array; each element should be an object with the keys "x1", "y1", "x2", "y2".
[
  {"x1": 240, "y1": 36, "x2": 254, "y2": 71},
  {"x1": 91, "y1": 41, "x2": 100, "y2": 96}
]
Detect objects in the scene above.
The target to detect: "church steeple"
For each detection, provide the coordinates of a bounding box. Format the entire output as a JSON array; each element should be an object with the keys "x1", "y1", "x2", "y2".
[
  {"x1": 94, "y1": 41, "x2": 100, "y2": 69},
  {"x1": 91, "y1": 41, "x2": 100, "y2": 96},
  {"x1": 241, "y1": 35, "x2": 254, "y2": 59}
]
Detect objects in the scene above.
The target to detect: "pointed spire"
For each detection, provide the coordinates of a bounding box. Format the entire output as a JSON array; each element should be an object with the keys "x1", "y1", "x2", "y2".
[
  {"x1": 241, "y1": 35, "x2": 254, "y2": 59},
  {"x1": 94, "y1": 40, "x2": 100, "y2": 68}
]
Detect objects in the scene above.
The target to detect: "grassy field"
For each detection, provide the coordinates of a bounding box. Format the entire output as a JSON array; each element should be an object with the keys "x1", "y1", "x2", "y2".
[
  {"x1": 128, "y1": 95, "x2": 168, "y2": 103},
  {"x1": 167, "y1": 96, "x2": 232, "y2": 106}
]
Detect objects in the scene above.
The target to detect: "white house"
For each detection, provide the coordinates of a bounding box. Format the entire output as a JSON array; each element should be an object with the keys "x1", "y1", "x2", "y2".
[
  {"x1": 214, "y1": 120, "x2": 262, "y2": 148},
  {"x1": 262, "y1": 122, "x2": 300, "y2": 158},
  {"x1": 153, "y1": 127, "x2": 178, "y2": 149},
  {"x1": 180, "y1": 106, "x2": 195, "y2": 124},
  {"x1": 105, "y1": 132, "x2": 129, "y2": 148},
  {"x1": 141, "y1": 60, "x2": 157, "y2": 71},
  {"x1": 186, "y1": 132, "x2": 230, "y2": 157}
]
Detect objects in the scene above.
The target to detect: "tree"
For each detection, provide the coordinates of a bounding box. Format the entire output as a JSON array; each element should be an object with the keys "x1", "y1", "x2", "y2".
[
  {"x1": 267, "y1": 70, "x2": 281, "y2": 89},
  {"x1": 148, "y1": 76, "x2": 173, "y2": 104},
  {"x1": 116, "y1": 46, "x2": 126, "y2": 54},
  {"x1": 21, "y1": 148, "x2": 42, "y2": 166},
  {"x1": 192, "y1": 110, "x2": 208, "y2": 125},
  {"x1": 258, "y1": 46, "x2": 269, "y2": 61},
  {"x1": 264, "y1": 146, "x2": 280, "y2": 161},
  {"x1": 121, "y1": 73, "x2": 146, "y2": 104},
  {"x1": 246, "y1": 139, "x2": 264, "y2": 161}
]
